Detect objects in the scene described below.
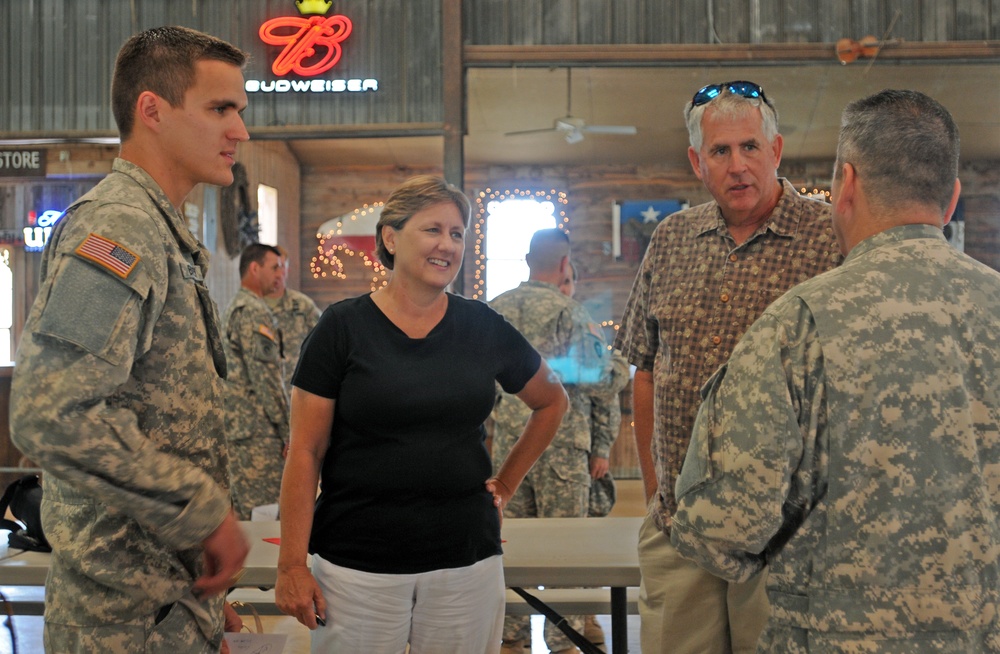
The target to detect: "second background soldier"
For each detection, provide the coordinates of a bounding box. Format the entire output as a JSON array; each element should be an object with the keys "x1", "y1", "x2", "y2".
[{"x1": 224, "y1": 243, "x2": 290, "y2": 520}]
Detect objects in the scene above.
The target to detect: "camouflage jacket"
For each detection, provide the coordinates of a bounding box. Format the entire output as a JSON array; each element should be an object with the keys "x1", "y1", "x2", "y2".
[
  {"x1": 672, "y1": 225, "x2": 1000, "y2": 641},
  {"x1": 490, "y1": 281, "x2": 626, "y2": 465},
  {"x1": 586, "y1": 351, "x2": 628, "y2": 459},
  {"x1": 10, "y1": 159, "x2": 230, "y2": 636},
  {"x1": 266, "y1": 287, "x2": 321, "y2": 389},
  {"x1": 223, "y1": 288, "x2": 290, "y2": 445}
]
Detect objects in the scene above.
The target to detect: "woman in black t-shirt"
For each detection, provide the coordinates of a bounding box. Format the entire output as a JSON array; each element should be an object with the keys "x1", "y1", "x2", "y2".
[{"x1": 275, "y1": 175, "x2": 568, "y2": 654}]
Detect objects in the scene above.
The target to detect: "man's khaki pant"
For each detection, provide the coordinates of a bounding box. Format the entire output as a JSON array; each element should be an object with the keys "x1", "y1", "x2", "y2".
[{"x1": 637, "y1": 509, "x2": 770, "y2": 654}]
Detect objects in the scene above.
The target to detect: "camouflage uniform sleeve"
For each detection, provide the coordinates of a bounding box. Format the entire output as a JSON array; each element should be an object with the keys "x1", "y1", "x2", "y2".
[
  {"x1": 589, "y1": 352, "x2": 629, "y2": 459},
  {"x1": 290, "y1": 289, "x2": 321, "y2": 330},
  {"x1": 550, "y1": 302, "x2": 616, "y2": 387},
  {"x1": 231, "y1": 303, "x2": 290, "y2": 443},
  {"x1": 671, "y1": 297, "x2": 826, "y2": 583},
  {"x1": 10, "y1": 209, "x2": 231, "y2": 549},
  {"x1": 305, "y1": 295, "x2": 321, "y2": 326}
]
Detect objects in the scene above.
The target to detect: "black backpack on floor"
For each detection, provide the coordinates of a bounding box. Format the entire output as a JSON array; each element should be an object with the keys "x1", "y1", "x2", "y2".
[{"x1": 0, "y1": 474, "x2": 51, "y2": 552}]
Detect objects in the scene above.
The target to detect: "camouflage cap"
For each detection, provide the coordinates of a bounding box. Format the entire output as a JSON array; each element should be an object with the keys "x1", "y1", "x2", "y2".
[{"x1": 589, "y1": 472, "x2": 617, "y2": 517}]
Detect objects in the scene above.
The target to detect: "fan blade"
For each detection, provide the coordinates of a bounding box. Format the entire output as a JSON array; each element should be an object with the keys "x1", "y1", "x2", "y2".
[
  {"x1": 580, "y1": 125, "x2": 638, "y2": 135},
  {"x1": 504, "y1": 127, "x2": 559, "y2": 137}
]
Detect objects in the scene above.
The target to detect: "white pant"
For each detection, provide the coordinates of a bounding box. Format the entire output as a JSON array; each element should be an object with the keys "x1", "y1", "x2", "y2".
[{"x1": 310, "y1": 554, "x2": 505, "y2": 654}]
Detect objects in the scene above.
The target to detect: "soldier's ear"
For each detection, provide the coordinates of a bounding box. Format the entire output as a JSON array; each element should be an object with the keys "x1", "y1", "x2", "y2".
[
  {"x1": 136, "y1": 92, "x2": 163, "y2": 132},
  {"x1": 942, "y1": 179, "x2": 961, "y2": 227}
]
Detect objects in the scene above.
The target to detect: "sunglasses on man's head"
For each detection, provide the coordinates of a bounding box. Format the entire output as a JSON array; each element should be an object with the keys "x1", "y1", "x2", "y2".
[{"x1": 692, "y1": 81, "x2": 769, "y2": 107}]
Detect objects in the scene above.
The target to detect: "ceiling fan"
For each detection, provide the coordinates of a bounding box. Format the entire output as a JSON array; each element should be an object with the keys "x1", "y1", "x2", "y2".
[{"x1": 505, "y1": 69, "x2": 638, "y2": 144}]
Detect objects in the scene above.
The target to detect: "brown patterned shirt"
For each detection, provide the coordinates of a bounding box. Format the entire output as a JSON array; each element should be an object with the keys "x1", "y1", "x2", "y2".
[{"x1": 615, "y1": 179, "x2": 842, "y2": 531}]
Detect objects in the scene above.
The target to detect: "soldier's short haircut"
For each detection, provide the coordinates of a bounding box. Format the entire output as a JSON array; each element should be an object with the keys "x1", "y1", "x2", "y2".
[
  {"x1": 836, "y1": 89, "x2": 959, "y2": 213},
  {"x1": 112, "y1": 26, "x2": 247, "y2": 140},
  {"x1": 239, "y1": 243, "x2": 282, "y2": 278},
  {"x1": 375, "y1": 175, "x2": 471, "y2": 271},
  {"x1": 526, "y1": 228, "x2": 570, "y2": 274}
]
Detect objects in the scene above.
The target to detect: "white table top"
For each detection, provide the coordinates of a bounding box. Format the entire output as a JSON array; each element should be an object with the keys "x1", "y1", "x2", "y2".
[{"x1": 1, "y1": 517, "x2": 642, "y2": 589}]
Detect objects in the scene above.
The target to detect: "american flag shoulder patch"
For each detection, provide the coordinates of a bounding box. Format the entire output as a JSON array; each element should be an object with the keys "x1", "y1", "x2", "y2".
[
  {"x1": 257, "y1": 324, "x2": 277, "y2": 342},
  {"x1": 75, "y1": 233, "x2": 139, "y2": 279}
]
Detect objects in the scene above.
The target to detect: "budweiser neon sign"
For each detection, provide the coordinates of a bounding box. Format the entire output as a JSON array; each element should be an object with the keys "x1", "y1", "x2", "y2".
[
  {"x1": 248, "y1": 0, "x2": 377, "y2": 94},
  {"x1": 259, "y1": 2, "x2": 351, "y2": 77}
]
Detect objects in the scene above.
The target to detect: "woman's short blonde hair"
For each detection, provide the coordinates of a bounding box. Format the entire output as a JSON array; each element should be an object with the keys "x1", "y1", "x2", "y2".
[{"x1": 375, "y1": 175, "x2": 472, "y2": 270}]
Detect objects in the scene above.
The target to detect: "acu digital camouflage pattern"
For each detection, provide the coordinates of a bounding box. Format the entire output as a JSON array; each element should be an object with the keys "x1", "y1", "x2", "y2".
[
  {"x1": 10, "y1": 159, "x2": 232, "y2": 651},
  {"x1": 222, "y1": 287, "x2": 290, "y2": 519},
  {"x1": 615, "y1": 179, "x2": 843, "y2": 532},
  {"x1": 491, "y1": 280, "x2": 626, "y2": 460},
  {"x1": 587, "y1": 352, "x2": 628, "y2": 517},
  {"x1": 672, "y1": 225, "x2": 1000, "y2": 651},
  {"x1": 265, "y1": 287, "x2": 321, "y2": 390},
  {"x1": 490, "y1": 279, "x2": 627, "y2": 650}
]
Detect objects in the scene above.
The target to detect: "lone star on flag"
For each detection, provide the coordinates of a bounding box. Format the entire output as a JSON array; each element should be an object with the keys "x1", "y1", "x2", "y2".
[{"x1": 641, "y1": 206, "x2": 662, "y2": 223}]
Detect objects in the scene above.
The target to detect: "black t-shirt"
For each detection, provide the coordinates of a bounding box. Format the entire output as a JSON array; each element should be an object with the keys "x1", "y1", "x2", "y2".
[{"x1": 293, "y1": 293, "x2": 541, "y2": 574}]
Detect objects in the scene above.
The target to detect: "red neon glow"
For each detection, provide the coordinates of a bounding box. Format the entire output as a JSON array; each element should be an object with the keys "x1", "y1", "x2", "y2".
[
  {"x1": 326, "y1": 235, "x2": 375, "y2": 255},
  {"x1": 259, "y1": 14, "x2": 352, "y2": 77}
]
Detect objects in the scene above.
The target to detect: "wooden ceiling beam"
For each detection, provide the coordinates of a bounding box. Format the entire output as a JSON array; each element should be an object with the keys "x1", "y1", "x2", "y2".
[{"x1": 464, "y1": 41, "x2": 1000, "y2": 66}]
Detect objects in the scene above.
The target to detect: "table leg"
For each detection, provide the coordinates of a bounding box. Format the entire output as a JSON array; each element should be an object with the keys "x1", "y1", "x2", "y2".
[{"x1": 610, "y1": 586, "x2": 627, "y2": 653}]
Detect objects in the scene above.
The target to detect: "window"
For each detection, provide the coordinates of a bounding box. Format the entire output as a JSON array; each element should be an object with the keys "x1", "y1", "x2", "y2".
[
  {"x1": 257, "y1": 184, "x2": 278, "y2": 246},
  {"x1": 0, "y1": 249, "x2": 12, "y2": 364},
  {"x1": 484, "y1": 198, "x2": 557, "y2": 300}
]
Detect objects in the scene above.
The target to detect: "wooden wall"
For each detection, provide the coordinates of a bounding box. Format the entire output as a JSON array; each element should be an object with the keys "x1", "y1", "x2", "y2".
[
  {"x1": 962, "y1": 161, "x2": 1000, "y2": 271},
  {"x1": 208, "y1": 140, "x2": 303, "y2": 312},
  {"x1": 0, "y1": 0, "x2": 443, "y2": 136},
  {"x1": 463, "y1": 0, "x2": 1000, "y2": 44}
]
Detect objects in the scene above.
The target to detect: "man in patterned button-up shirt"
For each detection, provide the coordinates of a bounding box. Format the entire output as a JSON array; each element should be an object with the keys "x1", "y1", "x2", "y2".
[{"x1": 615, "y1": 83, "x2": 842, "y2": 654}]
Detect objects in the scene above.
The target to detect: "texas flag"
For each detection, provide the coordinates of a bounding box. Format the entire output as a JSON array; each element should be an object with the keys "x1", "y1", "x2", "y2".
[{"x1": 613, "y1": 199, "x2": 687, "y2": 262}]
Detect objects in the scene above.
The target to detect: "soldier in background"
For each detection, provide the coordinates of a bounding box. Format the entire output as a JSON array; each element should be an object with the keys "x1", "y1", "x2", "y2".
[
  {"x1": 558, "y1": 261, "x2": 627, "y2": 520},
  {"x1": 265, "y1": 245, "x2": 321, "y2": 389},
  {"x1": 223, "y1": 243, "x2": 289, "y2": 520},
  {"x1": 491, "y1": 229, "x2": 627, "y2": 654},
  {"x1": 10, "y1": 26, "x2": 249, "y2": 653},
  {"x1": 672, "y1": 90, "x2": 1000, "y2": 650}
]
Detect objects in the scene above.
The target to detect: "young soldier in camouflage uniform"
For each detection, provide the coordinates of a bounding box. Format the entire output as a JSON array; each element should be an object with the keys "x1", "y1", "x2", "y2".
[
  {"x1": 491, "y1": 229, "x2": 627, "y2": 654},
  {"x1": 223, "y1": 243, "x2": 290, "y2": 520},
  {"x1": 10, "y1": 26, "x2": 250, "y2": 653},
  {"x1": 673, "y1": 89, "x2": 1000, "y2": 652},
  {"x1": 265, "y1": 245, "x2": 322, "y2": 390},
  {"x1": 615, "y1": 82, "x2": 842, "y2": 654}
]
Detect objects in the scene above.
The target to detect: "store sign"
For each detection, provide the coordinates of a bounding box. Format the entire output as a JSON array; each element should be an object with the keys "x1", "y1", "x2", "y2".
[
  {"x1": 0, "y1": 149, "x2": 46, "y2": 178},
  {"x1": 247, "y1": 0, "x2": 378, "y2": 94},
  {"x1": 0, "y1": 230, "x2": 24, "y2": 246},
  {"x1": 23, "y1": 210, "x2": 63, "y2": 251}
]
